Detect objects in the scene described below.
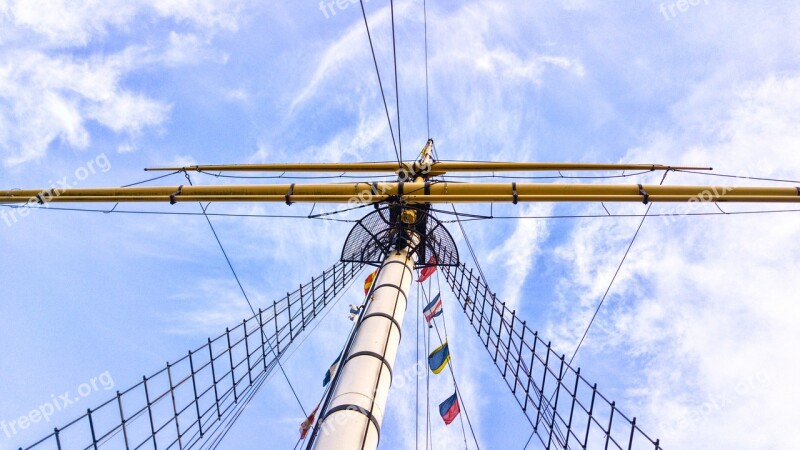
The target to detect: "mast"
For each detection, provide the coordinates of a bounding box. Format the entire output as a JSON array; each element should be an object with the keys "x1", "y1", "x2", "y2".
[
  {"x1": 309, "y1": 141, "x2": 434, "y2": 450},
  {"x1": 4, "y1": 149, "x2": 799, "y2": 449}
]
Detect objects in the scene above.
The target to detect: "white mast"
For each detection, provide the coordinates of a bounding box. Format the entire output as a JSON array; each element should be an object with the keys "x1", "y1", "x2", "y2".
[{"x1": 311, "y1": 141, "x2": 434, "y2": 450}]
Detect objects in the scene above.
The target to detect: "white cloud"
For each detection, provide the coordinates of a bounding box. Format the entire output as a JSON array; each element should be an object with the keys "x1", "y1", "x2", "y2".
[
  {"x1": 1, "y1": 0, "x2": 139, "y2": 47},
  {"x1": 0, "y1": 0, "x2": 246, "y2": 48},
  {"x1": 166, "y1": 278, "x2": 255, "y2": 335},
  {"x1": 0, "y1": 0, "x2": 249, "y2": 166},
  {"x1": 152, "y1": 0, "x2": 243, "y2": 33},
  {"x1": 0, "y1": 49, "x2": 171, "y2": 166},
  {"x1": 86, "y1": 91, "x2": 170, "y2": 133},
  {"x1": 550, "y1": 74, "x2": 800, "y2": 448},
  {"x1": 486, "y1": 203, "x2": 553, "y2": 309}
]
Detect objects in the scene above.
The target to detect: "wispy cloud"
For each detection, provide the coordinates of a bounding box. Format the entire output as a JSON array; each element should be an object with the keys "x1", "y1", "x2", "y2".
[
  {"x1": 0, "y1": 0, "x2": 248, "y2": 166},
  {"x1": 549, "y1": 74, "x2": 800, "y2": 448}
]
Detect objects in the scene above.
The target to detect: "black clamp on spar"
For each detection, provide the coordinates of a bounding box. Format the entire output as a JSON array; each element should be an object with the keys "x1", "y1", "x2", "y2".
[
  {"x1": 638, "y1": 184, "x2": 649, "y2": 205},
  {"x1": 285, "y1": 183, "x2": 295, "y2": 205},
  {"x1": 169, "y1": 185, "x2": 183, "y2": 205},
  {"x1": 796, "y1": 187, "x2": 800, "y2": 197},
  {"x1": 372, "y1": 182, "x2": 381, "y2": 209},
  {"x1": 398, "y1": 181, "x2": 404, "y2": 197},
  {"x1": 512, "y1": 182, "x2": 519, "y2": 205},
  {"x1": 36, "y1": 193, "x2": 45, "y2": 205},
  {"x1": 424, "y1": 181, "x2": 431, "y2": 196}
]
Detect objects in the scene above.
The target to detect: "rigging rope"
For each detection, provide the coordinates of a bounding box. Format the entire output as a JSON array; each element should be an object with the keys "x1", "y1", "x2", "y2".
[
  {"x1": 442, "y1": 263, "x2": 662, "y2": 449},
  {"x1": 390, "y1": 0, "x2": 403, "y2": 163},
  {"x1": 44, "y1": 261, "x2": 365, "y2": 450},
  {"x1": 423, "y1": 0, "x2": 431, "y2": 139},
  {"x1": 358, "y1": 0, "x2": 401, "y2": 166},
  {"x1": 425, "y1": 280, "x2": 432, "y2": 450},
  {"x1": 437, "y1": 208, "x2": 571, "y2": 447},
  {"x1": 419, "y1": 278, "x2": 480, "y2": 450},
  {"x1": 304, "y1": 259, "x2": 398, "y2": 448},
  {"x1": 416, "y1": 276, "x2": 421, "y2": 450},
  {"x1": 0, "y1": 204, "x2": 359, "y2": 221},
  {"x1": 567, "y1": 203, "x2": 651, "y2": 366},
  {"x1": 434, "y1": 272, "x2": 475, "y2": 450},
  {"x1": 357, "y1": 251, "x2": 413, "y2": 450},
  {"x1": 674, "y1": 168, "x2": 800, "y2": 184},
  {"x1": 195, "y1": 170, "x2": 397, "y2": 180},
  {"x1": 185, "y1": 172, "x2": 309, "y2": 419},
  {"x1": 567, "y1": 170, "x2": 669, "y2": 365}
]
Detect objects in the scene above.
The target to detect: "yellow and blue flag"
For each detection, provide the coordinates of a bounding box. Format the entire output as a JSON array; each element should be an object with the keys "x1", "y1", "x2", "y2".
[{"x1": 428, "y1": 341, "x2": 450, "y2": 374}]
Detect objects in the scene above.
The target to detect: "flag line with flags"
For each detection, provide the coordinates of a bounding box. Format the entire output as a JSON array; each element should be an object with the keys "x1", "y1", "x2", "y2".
[
  {"x1": 438, "y1": 391, "x2": 461, "y2": 426},
  {"x1": 299, "y1": 401, "x2": 321, "y2": 439},
  {"x1": 428, "y1": 341, "x2": 451, "y2": 374},
  {"x1": 423, "y1": 293, "x2": 443, "y2": 327},
  {"x1": 417, "y1": 256, "x2": 437, "y2": 282},
  {"x1": 323, "y1": 352, "x2": 342, "y2": 387},
  {"x1": 363, "y1": 269, "x2": 378, "y2": 295}
]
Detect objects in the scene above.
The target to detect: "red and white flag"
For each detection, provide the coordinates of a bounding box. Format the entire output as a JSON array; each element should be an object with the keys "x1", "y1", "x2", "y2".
[{"x1": 417, "y1": 256, "x2": 437, "y2": 282}]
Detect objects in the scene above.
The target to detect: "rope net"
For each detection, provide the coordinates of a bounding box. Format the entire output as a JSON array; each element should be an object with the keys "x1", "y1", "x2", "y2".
[
  {"x1": 22, "y1": 260, "x2": 364, "y2": 450},
  {"x1": 443, "y1": 262, "x2": 662, "y2": 450}
]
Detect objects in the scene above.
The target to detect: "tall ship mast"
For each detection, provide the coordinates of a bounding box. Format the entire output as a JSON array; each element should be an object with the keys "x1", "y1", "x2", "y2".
[{"x1": 2, "y1": 2, "x2": 798, "y2": 449}]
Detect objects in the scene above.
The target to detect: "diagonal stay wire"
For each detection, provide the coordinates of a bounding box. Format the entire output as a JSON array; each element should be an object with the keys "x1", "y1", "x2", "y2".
[
  {"x1": 123, "y1": 170, "x2": 182, "y2": 187},
  {"x1": 433, "y1": 281, "x2": 473, "y2": 450},
  {"x1": 566, "y1": 204, "x2": 651, "y2": 365},
  {"x1": 416, "y1": 271, "x2": 421, "y2": 450},
  {"x1": 567, "y1": 171, "x2": 670, "y2": 365},
  {"x1": 390, "y1": 0, "x2": 403, "y2": 163},
  {"x1": 438, "y1": 208, "x2": 569, "y2": 445},
  {"x1": 106, "y1": 170, "x2": 183, "y2": 213},
  {"x1": 521, "y1": 430, "x2": 534, "y2": 450},
  {"x1": 359, "y1": 0, "x2": 401, "y2": 166},
  {"x1": 304, "y1": 260, "x2": 394, "y2": 447},
  {"x1": 674, "y1": 168, "x2": 800, "y2": 184},
  {"x1": 184, "y1": 172, "x2": 308, "y2": 419},
  {"x1": 205, "y1": 267, "x2": 360, "y2": 450},
  {"x1": 201, "y1": 370, "x2": 269, "y2": 450},
  {"x1": 357, "y1": 250, "x2": 414, "y2": 450},
  {"x1": 423, "y1": 276, "x2": 480, "y2": 450},
  {"x1": 11, "y1": 203, "x2": 800, "y2": 223},
  {"x1": 423, "y1": 0, "x2": 431, "y2": 139}
]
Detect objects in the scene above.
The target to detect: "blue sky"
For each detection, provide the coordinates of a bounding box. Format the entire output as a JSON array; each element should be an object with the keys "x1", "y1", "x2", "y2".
[{"x1": 2, "y1": 0, "x2": 800, "y2": 448}]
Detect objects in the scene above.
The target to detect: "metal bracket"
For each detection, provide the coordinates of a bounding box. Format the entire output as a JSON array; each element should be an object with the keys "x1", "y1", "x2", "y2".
[
  {"x1": 638, "y1": 184, "x2": 649, "y2": 205},
  {"x1": 169, "y1": 185, "x2": 183, "y2": 205},
  {"x1": 512, "y1": 182, "x2": 519, "y2": 205},
  {"x1": 285, "y1": 183, "x2": 295, "y2": 205}
]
